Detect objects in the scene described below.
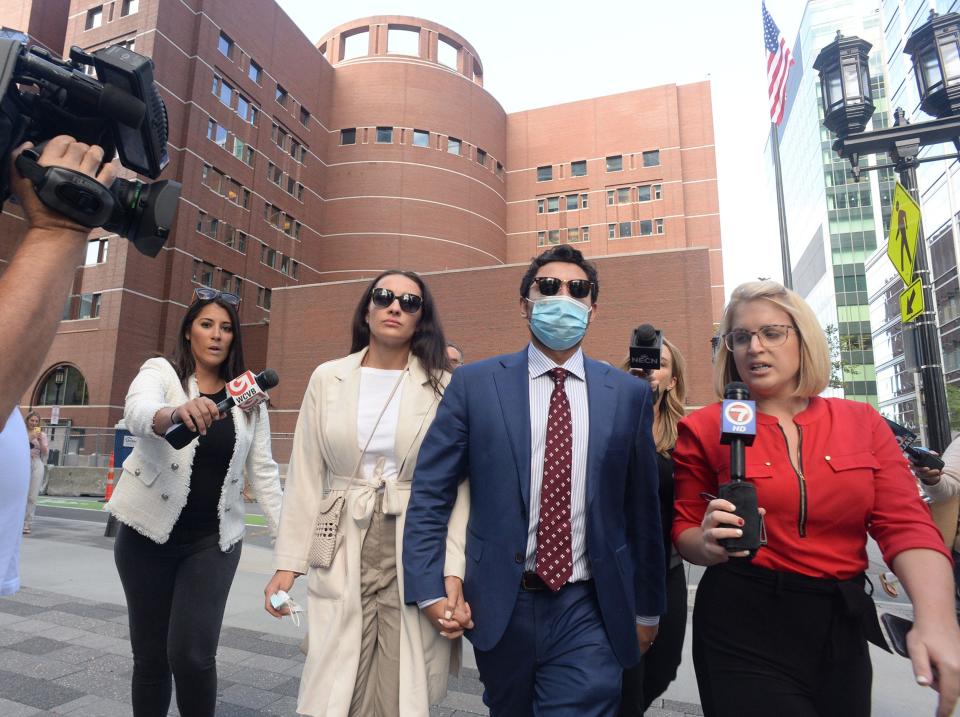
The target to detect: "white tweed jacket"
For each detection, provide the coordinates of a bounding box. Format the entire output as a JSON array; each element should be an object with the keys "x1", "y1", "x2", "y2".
[{"x1": 107, "y1": 357, "x2": 283, "y2": 550}]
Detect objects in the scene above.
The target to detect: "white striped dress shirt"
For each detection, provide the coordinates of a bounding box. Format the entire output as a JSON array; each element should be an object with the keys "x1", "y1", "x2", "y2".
[{"x1": 526, "y1": 344, "x2": 591, "y2": 580}]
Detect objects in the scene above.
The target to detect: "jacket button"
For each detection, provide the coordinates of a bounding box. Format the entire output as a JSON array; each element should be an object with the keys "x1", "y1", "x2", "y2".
[
  {"x1": 514, "y1": 552, "x2": 524, "y2": 563},
  {"x1": 134, "y1": 468, "x2": 141, "y2": 476},
  {"x1": 825, "y1": 455, "x2": 831, "y2": 461},
  {"x1": 171, "y1": 463, "x2": 179, "y2": 471},
  {"x1": 161, "y1": 493, "x2": 169, "y2": 500}
]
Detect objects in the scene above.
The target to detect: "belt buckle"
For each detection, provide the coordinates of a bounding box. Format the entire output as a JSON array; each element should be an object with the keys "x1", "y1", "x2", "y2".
[{"x1": 521, "y1": 572, "x2": 544, "y2": 592}]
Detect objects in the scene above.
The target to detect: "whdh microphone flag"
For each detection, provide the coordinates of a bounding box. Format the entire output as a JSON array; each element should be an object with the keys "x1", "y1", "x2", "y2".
[
  {"x1": 717, "y1": 382, "x2": 762, "y2": 558},
  {"x1": 164, "y1": 369, "x2": 279, "y2": 449}
]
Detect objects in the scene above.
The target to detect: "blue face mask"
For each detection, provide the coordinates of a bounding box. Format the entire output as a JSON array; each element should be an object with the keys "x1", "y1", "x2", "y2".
[{"x1": 528, "y1": 296, "x2": 591, "y2": 350}]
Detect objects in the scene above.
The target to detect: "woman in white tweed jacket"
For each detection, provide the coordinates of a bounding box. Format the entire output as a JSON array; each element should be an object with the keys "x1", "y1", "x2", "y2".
[{"x1": 107, "y1": 288, "x2": 282, "y2": 717}]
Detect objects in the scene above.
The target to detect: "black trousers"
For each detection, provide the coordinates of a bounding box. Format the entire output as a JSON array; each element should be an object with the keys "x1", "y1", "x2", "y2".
[
  {"x1": 114, "y1": 524, "x2": 241, "y2": 717},
  {"x1": 692, "y1": 563, "x2": 872, "y2": 717},
  {"x1": 619, "y1": 563, "x2": 687, "y2": 715}
]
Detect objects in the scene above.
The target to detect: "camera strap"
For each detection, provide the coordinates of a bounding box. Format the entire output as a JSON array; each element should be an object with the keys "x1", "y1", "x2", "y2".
[{"x1": 14, "y1": 148, "x2": 114, "y2": 228}]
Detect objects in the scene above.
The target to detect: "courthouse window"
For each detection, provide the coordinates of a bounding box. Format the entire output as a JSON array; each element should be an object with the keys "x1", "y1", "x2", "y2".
[
  {"x1": 571, "y1": 160, "x2": 587, "y2": 177},
  {"x1": 639, "y1": 220, "x2": 653, "y2": 236},
  {"x1": 619, "y1": 222, "x2": 632, "y2": 238},
  {"x1": 476, "y1": 148, "x2": 487, "y2": 166},
  {"x1": 376, "y1": 127, "x2": 393, "y2": 143},
  {"x1": 121, "y1": 0, "x2": 139, "y2": 16},
  {"x1": 85, "y1": 7, "x2": 103, "y2": 30},
  {"x1": 642, "y1": 150, "x2": 660, "y2": 167},
  {"x1": 566, "y1": 194, "x2": 578, "y2": 211},
  {"x1": 218, "y1": 32, "x2": 234, "y2": 59},
  {"x1": 413, "y1": 129, "x2": 430, "y2": 147},
  {"x1": 547, "y1": 196, "x2": 559, "y2": 213},
  {"x1": 447, "y1": 137, "x2": 461, "y2": 155},
  {"x1": 638, "y1": 185, "x2": 652, "y2": 202},
  {"x1": 606, "y1": 155, "x2": 623, "y2": 172},
  {"x1": 537, "y1": 165, "x2": 553, "y2": 182},
  {"x1": 341, "y1": 128, "x2": 356, "y2": 145},
  {"x1": 84, "y1": 238, "x2": 109, "y2": 265},
  {"x1": 617, "y1": 187, "x2": 631, "y2": 204},
  {"x1": 248, "y1": 60, "x2": 262, "y2": 84}
]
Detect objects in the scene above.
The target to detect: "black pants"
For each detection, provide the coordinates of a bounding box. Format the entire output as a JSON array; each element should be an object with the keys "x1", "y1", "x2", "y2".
[
  {"x1": 114, "y1": 524, "x2": 241, "y2": 717},
  {"x1": 619, "y1": 563, "x2": 687, "y2": 715},
  {"x1": 692, "y1": 563, "x2": 872, "y2": 717}
]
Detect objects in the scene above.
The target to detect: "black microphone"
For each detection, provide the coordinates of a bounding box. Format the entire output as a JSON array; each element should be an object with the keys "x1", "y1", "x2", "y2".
[
  {"x1": 164, "y1": 369, "x2": 279, "y2": 449},
  {"x1": 629, "y1": 323, "x2": 662, "y2": 371},
  {"x1": 717, "y1": 382, "x2": 762, "y2": 558}
]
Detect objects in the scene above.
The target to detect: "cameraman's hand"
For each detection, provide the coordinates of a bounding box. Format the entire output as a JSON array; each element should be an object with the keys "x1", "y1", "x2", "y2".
[{"x1": 10, "y1": 135, "x2": 116, "y2": 237}]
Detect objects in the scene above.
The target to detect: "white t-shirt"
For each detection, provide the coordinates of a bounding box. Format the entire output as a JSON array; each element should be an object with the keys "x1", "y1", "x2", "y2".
[
  {"x1": 357, "y1": 368, "x2": 403, "y2": 483},
  {"x1": 0, "y1": 409, "x2": 30, "y2": 595}
]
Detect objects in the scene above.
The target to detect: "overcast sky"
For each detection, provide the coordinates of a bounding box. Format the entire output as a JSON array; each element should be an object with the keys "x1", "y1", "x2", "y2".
[{"x1": 276, "y1": 0, "x2": 809, "y2": 303}]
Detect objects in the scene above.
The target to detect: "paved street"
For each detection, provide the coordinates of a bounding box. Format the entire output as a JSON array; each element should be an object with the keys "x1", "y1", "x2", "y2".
[{"x1": 0, "y1": 505, "x2": 944, "y2": 716}]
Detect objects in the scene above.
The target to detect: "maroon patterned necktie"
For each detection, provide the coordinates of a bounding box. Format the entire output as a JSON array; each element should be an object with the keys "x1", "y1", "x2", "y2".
[{"x1": 536, "y1": 367, "x2": 573, "y2": 591}]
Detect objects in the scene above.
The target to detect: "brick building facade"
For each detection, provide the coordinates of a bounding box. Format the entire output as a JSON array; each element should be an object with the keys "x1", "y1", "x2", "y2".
[{"x1": 0, "y1": 1, "x2": 722, "y2": 459}]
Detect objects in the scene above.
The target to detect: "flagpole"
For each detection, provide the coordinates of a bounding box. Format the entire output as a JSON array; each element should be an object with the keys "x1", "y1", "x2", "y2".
[{"x1": 769, "y1": 121, "x2": 793, "y2": 289}]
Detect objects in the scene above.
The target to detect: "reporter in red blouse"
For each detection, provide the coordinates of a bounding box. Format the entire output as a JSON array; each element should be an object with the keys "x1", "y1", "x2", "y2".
[{"x1": 673, "y1": 281, "x2": 960, "y2": 717}]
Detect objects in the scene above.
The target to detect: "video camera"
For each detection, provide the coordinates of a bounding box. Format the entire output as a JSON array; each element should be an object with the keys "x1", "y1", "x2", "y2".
[
  {"x1": 629, "y1": 323, "x2": 662, "y2": 372},
  {"x1": 0, "y1": 34, "x2": 180, "y2": 256}
]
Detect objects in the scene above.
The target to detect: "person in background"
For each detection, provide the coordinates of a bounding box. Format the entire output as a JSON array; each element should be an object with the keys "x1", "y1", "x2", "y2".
[
  {"x1": 446, "y1": 342, "x2": 465, "y2": 368},
  {"x1": 264, "y1": 270, "x2": 469, "y2": 717},
  {"x1": 0, "y1": 136, "x2": 116, "y2": 597},
  {"x1": 107, "y1": 288, "x2": 283, "y2": 717},
  {"x1": 619, "y1": 335, "x2": 688, "y2": 715},
  {"x1": 912, "y1": 440, "x2": 960, "y2": 615},
  {"x1": 22, "y1": 410, "x2": 48, "y2": 535},
  {"x1": 673, "y1": 280, "x2": 960, "y2": 717}
]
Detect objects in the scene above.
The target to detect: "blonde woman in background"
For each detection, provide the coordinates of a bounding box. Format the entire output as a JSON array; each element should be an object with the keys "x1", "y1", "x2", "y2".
[
  {"x1": 619, "y1": 335, "x2": 688, "y2": 715},
  {"x1": 22, "y1": 410, "x2": 48, "y2": 535}
]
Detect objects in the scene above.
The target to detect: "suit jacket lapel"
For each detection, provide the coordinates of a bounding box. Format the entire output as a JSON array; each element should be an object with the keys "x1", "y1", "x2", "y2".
[
  {"x1": 395, "y1": 356, "x2": 440, "y2": 480},
  {"x1": 328, "y1": 349, "x2": 365, "y2": 476},
  {"x1": 585, "y1": 358, "x2": 616, "y2": 506},
  {"x1": 493, "y1": 350, "x2": 532, "y2": 512}
]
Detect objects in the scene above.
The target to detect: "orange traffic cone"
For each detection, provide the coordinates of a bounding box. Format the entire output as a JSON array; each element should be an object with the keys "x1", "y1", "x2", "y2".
[{"x1": 103, "y1": 452, "x2": 115, "y2": 502}]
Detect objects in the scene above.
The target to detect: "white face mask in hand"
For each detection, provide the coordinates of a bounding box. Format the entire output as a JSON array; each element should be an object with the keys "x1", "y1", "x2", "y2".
[{"x1": 270, "y1": 590, "x2": 304, "y2": 627}]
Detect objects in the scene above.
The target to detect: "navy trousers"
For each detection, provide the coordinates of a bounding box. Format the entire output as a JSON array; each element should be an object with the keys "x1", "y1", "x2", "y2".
[{"x1": 473, "y1": 580, "x2": 622, "y2": 717}]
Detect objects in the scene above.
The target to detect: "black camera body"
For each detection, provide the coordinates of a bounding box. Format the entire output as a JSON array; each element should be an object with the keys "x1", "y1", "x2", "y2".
[
  {"x1": 629, "y1": 324, "x2": 662, "y2": 372},
  {"x1": 0, "y1": 36, "x2": 179, "y2": 256}
]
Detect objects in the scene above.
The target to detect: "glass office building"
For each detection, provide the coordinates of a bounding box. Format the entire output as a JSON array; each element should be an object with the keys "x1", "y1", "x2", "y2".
[
  {"x1": 768, "y1": 0, "x2": 892, "y2": 406},
  {"x1": 869, "y1": 0, "x2": 960, "y2": 438}
]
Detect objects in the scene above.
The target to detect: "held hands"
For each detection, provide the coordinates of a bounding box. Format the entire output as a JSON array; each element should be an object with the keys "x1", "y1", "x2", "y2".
[
  {"x1": 424, "y1": 575, "x2": 474, "y2": 640},
  {"x1": 700, "y1": 498, "x2": 766, "y2": 562},
  {"x1": 263, "y1": 570, "x2": 298, "y2": 618},
  {"x1": 906, "y1": 618, "x2": 960, "y2": 717}
]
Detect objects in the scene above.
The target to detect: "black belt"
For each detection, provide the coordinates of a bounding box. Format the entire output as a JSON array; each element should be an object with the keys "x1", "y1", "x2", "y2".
[
  {"x1": 521, "y1": 571, "x2": 549, "y2": 591},
  {"x1": 720, "y1": 561, "x2": 889, "y2": 657}
]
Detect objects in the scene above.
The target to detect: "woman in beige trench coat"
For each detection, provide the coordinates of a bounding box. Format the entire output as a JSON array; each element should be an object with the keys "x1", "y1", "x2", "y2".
[{"x1": 264, "y1": 270, "x2": 470, "y2": 717}]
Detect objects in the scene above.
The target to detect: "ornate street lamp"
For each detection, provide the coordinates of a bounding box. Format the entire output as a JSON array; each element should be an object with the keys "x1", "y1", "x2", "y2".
[
  {"x1": 814, "y1": 13, "x2": 960, "y2": 453},
  {"x1": 903, "y1": 11, "x2": 960, "y2": 120},
  {"x1": 813, "y1": 32, "x2": 875, "y2": 139}
]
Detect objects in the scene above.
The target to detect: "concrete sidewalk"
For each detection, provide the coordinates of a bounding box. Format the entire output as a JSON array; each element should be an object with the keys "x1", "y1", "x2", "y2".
[{"x1": 1, "y1": 510, "x2": 943, "y2": 716}]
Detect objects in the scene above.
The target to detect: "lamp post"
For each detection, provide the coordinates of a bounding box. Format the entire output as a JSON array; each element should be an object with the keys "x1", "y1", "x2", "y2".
[{"x1": 815, "y1": 12, "x2": 960, "y2": 453}]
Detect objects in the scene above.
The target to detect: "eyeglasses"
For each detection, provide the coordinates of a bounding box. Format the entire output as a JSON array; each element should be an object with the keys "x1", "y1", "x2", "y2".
[
  {"x1": 531, "y1": 277, "x2": 593, "y2": 300},
  {"x1": 370, "y1": 287, "x2": 423, "y2": 314},
  {"x1": 194, "y1": 287, "x2": 240, "y2": 306},
  {"x1": 722, "y1": 324, "x2": 796, "y2": 351}
]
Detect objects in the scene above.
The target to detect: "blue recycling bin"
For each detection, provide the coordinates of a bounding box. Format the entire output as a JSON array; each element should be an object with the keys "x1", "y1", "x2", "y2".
[{"x1": 104, "y1": 425, "x2": 136, "y2": 537}]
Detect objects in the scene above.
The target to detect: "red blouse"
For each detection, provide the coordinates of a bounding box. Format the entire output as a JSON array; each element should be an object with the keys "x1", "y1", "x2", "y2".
[{"x1": 672, "y1": 396, "x2": 951, "y2": 580}]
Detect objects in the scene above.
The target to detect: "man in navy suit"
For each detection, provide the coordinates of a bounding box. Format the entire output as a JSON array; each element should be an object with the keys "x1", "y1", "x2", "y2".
[{"x1": 404, "y1": 245, "x2": 665, "y2": 716}]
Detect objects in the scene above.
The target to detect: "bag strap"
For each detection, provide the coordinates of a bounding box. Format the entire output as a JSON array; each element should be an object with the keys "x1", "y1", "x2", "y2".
[{"x1": 342, "y1": 367, "x2": 408, "y2": 492}]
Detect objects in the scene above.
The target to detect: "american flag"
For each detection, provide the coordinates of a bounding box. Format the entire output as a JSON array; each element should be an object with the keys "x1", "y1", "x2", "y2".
[{"x1": 763, "y1": 1, "x2": 794, "y2": 125}]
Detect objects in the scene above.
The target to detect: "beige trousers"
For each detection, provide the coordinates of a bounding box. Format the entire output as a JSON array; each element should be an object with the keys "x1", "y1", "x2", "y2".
[
  {"x1": 24, "y1": 457, "x2": 45, "y2": 528},
  {"x1": 349, "y1": 495, "x2": 401, "y2": 717}
]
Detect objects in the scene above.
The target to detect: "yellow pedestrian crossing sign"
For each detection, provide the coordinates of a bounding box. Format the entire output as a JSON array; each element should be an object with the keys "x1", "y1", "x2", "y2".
[
  {"x1": 900, "y1": 277, "x2": 924, "y2": 323},
  {"x1": 887, "y1": 183, "x2": 921, "y2": 284}
]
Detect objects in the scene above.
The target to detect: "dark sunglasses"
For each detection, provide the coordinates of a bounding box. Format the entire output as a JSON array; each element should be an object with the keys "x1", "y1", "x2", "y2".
[
  {"x1": 194, "y1": 287, "x2": 240, "y2": 306},
  {"x1": 370, "y1": 287, "x2": 423, "y2": 314},
  {"x1": 532, "y1": 277, "x2": 593, "y2": 300}
]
